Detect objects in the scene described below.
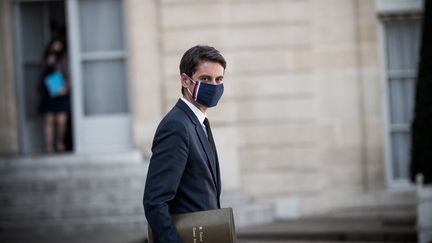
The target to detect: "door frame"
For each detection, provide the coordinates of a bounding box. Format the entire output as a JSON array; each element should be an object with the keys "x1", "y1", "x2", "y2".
[
  {"x1": 66, "y1": 0, "x2": 132, "y2": 154},
  {"x1": 13, "y1": 0, "x2": 132, "y2": 154},
  {"x1": 13, "y1": 0, "x2": 64, "y2": 154}
]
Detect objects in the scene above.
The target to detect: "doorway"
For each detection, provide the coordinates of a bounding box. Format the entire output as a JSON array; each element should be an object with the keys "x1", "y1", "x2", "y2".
[
  {"x1": 14, "y1": 0, "x2": 133, "y2": 155},
  {"x1": 14, "y1": 0, "x2": 73, "y2": 154}
]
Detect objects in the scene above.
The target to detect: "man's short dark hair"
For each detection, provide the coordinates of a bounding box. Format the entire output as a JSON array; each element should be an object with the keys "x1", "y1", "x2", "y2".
[{"x1": 180, "y1": 45, "x2": 226, "y2": 94}]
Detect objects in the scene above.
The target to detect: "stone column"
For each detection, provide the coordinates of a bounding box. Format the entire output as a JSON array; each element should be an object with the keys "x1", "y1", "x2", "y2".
[
  {"x1": 125, "y1": 0, "x2": 162, "y2": 159},
  {"x1": 0, "y1": 0, "x2": 19, "y2": 154}
]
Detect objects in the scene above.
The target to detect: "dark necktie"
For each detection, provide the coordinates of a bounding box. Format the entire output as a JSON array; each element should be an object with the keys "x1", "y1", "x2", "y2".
[
  {"x1": 204, "y1": 118, "x2": 220, "y2": 197},
  {"x1": 203, "y1": 118, "x2": 216, "y2": 156}
]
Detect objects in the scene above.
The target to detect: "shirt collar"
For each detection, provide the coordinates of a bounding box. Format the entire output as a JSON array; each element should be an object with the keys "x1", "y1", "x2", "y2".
[{"x1": 180, "y1": 97, "x2": 207, "y2": 125}]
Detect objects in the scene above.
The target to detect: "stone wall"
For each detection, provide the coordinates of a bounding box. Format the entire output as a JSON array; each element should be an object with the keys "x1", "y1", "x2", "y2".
[
  {"x1": 310, "y1": 0, "x2": 384, "y2": 197},
  {"x1": 0, "y1": 0, "x2": 19, "y2": 154},
  {"x1": 127, "y1": 0, "x2": 386, "y2": 215},
  {"x1": 125, "y1": 0, "x2": 163, "y2": 159}
]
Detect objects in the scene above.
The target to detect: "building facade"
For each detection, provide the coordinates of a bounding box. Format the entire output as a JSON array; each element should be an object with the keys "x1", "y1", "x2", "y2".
[{"x1": 0, "y1": 0, "x2": 423, "y2": 222}]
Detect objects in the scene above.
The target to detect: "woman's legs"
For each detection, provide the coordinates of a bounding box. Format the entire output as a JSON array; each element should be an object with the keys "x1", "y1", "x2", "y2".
[
  {"x1": 55, "y1": 112, "x2": 68, "y2": 151},
  {"x1": 44, "y1": 112, "x2": 55, "y2": 152}
]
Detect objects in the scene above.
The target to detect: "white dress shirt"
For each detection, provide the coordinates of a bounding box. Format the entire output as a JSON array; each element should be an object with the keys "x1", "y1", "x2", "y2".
[{"x1": 180, "y1": 97, "x2": 208, "y2": 136}]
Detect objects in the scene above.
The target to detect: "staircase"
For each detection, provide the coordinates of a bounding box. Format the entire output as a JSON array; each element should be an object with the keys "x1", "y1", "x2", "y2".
[
  {"x1": 237, "y1": 192, "x2": 417, "y2": 242},
  {"x1": 1, "y1": 152, "x2": 418, "y2": 242},
  {"x1": 0, "y1": 151, "x2": 275, "y2": 234},
  {"x1": 0, "y1": 151, "x2": 147, "y2": 233}
]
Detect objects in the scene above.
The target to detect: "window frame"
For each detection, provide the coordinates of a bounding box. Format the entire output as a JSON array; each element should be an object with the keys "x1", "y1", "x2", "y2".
[{"x1": 378, "y1": 13, "x2": 423, "y2": 190}]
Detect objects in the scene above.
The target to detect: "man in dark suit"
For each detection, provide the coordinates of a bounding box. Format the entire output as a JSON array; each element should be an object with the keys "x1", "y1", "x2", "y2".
[{"x1": 143, "y1": 45, "x2": 226, "y2": 243}]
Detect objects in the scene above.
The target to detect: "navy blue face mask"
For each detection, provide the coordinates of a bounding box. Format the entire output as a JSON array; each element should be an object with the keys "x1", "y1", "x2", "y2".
[{"x1": 187, "y1": 76, "x2": 224, "y2": 108}]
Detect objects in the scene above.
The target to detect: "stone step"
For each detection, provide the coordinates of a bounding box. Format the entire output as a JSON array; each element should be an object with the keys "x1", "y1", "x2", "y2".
[
  {"x1": 0, "y1": 154, "x2": 146, "y2": 180},
  {"x1": 324, "y1": 196, "x2": 417, "y2": 224},
  {"x1": 0, "y1": 175, "x2": 145, "y2": 193},
  {"x1": 0, "y1": 154, "x2": 278, "y2": 233},
  {"x1": 237, "y1": 191, "x2": 417, "y2": 242},
  {"x1": 329, "y1": 205, "x2": 416, "y2": 221},
  {"x1": 0, "y1": 166, "x2": 146, "y2": 180},
  {"x1": 0, "y1": 230, "x2": 146, "y2": 243},
  {"x1": 237, "y1": 217, "x2": 416, "y2": 242},
  {"x1": 1, "y1": 214, "x2": 146, "y2": 233},
  {"x1": 2, "y1": 189, "x2": 143, "y2": 206},
  {"x1": 0, "y1": 151, "x2": 143, "y2": 167},
  {"x1": 1, "y1": 192, "x2": 143, "y2": 207},
  {"x1": 0, "y1": 151, "x2": 148, "y2": 232},
  {"x1": 1, "y1": 198, "x2": 143, "y2": 219}
]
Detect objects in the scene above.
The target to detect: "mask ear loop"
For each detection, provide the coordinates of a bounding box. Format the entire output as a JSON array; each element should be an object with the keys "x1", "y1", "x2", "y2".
[
  {"x1": 192, "y1": 81, "x2": 201, "y2": 101},
  {"x1": 186, "y1": 76, "x2": 200, "y2": 101}
]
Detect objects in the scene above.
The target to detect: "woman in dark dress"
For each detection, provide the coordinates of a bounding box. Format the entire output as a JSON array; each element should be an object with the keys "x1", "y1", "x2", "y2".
[{"x1": 37, "y1": 38, "x2": 70, "y2": 152}]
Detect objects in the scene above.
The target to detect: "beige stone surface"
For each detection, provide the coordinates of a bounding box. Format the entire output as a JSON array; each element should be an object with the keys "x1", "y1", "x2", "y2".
[
  {"x1": 356, "y1": 0, "x2": 385, "y2": 191},
  {"x1": 0, "y1": 0, "x2": 18, "y2": 154},
  {"x1": 163, "y1": 48, "x2": 313, "y2": 78},
  {"x1": 320, "y1": 147, "x2": 365, "y2": 192},
  {"x1": 139, "y1": 0, "x2": 386, "y2": 213},
  {"x1": 0, "y1": 0, "x2": 394, "y2": 224},
  {"x1": 160, "y1": 1, "x2": 311, "y2": 28},
  {"x1": 242, "y1": 170, "x2": 324, "y2": 196},
  {"x1": 209, "y1": 99, "x2": 238, "y2": 123},
  {"x1": 238, "y1": 122, "x2": 319, "y2": 147},
  {"x1": 235, "y1": 97, "x2": 317, "y2": 121},
  {"x1": 226, "y1": 72, "x2": 317, "y2": 98},
  {"x1": 126, "y1": 0, "x2": 163, "y2": 154},
  {"x1": 214, "y1": 126, "x2": 241, "y2": 190},
  {"x1": 240, "y1": 146, "x2": 320, "y2": 171},
  {"x1": 162, "y1": 24, "x2": 311, "y2": 53}
]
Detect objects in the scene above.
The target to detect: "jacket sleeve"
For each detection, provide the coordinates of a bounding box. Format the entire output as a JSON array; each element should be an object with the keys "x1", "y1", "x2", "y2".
[{"x1": 143, "y1": 119, "x2": 189, "y2": 243}]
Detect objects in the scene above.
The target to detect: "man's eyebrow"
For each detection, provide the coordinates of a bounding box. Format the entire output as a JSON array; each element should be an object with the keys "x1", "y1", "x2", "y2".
[
  {"x1": 198, "y1": 74, "x2": 224, "y2": 80},
  {"x1": 198, "y1": 75, "x2": 211, "y2": 78}
]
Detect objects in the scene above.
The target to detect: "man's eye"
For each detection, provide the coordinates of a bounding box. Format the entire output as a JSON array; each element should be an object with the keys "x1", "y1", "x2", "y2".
[{"x1": 200, "y1": 77, "x2": 209, "y2": 82}]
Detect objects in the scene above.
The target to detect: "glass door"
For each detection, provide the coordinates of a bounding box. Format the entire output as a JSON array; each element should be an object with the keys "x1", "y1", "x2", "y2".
[
  {"x1": 14, "y1": 0, "x2": 70, "y2": 154},
  {"x1": 66, "y1": 0, "x2": 132, "y2": 153}
]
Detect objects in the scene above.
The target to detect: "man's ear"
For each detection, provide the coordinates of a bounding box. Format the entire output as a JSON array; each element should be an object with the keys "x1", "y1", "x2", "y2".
[{"x1": 181, "y1": 73, "x2": 191, "y2": 88}]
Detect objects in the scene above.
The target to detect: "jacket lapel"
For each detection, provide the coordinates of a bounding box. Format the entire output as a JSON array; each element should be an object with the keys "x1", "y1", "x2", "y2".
[
  {"x1": 194, "y1": 123, "x2": 218, "y2": 186},
  {"x1": 176, "y1": 100, "x2": 219, "y2": 191}
]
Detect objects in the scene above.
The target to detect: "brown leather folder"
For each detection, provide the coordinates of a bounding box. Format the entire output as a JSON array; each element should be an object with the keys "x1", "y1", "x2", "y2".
[{"x1": 147, "y1": 207, "x2": 236, "y2": 243}]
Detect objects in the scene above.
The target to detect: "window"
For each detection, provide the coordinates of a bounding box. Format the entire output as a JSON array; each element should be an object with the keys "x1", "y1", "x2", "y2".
[
  {"x1": 383, "y1": 18, "x2": 421, "y2": 183},
  {"x1": 78, "y1": 0, "x2": 128, "y2": 116}
]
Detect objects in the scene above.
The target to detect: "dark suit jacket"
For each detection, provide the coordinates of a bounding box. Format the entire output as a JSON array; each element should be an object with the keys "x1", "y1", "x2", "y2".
[{"x1": 143, "y1": 99, "x2": 221, "y2": 243}]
